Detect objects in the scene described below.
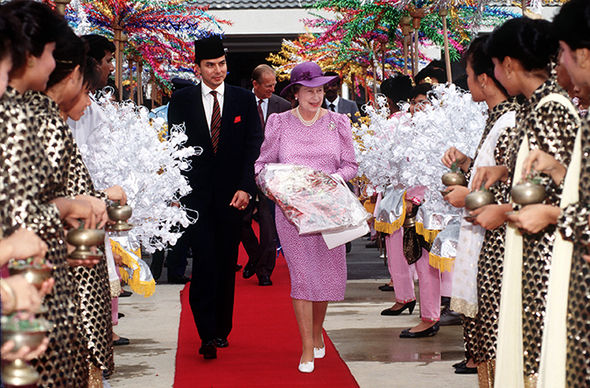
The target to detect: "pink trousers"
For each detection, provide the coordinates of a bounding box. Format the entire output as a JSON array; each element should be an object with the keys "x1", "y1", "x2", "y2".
[
  {"x1": 440, "y1": 269, "x2": 453, "y2": 298},
  {"x1": 112, "y1": 297, "x2": 119, "y2": 326},
  {"x1": 385, "y1": 229, "x2": 441, "y2": 322}
]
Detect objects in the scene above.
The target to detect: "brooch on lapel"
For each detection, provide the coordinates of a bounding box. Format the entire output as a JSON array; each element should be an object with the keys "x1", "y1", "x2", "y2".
[
  {"x1": 234, "y1": 116, "x2": 241, "y2": 123},
  {"x1": 328, "y1": 121, "x2": 336, "y2": 131}
]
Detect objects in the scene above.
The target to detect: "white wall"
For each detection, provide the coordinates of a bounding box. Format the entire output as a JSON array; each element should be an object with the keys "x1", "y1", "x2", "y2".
[{"x1": 209, "y1": 8, "x2": 333, "y2": 35}]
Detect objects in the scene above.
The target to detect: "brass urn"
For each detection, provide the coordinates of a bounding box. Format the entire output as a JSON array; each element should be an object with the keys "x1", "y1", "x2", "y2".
[
  {"x1": 1, "y1": 316, "x2": 52, "y2": 386},
  {"x1": 442, "y1": 162, "x2": 467, "y2": 187},
  {"x1": 66, "y1": 225, "x2": 105, "y2": 261},
  {"x1": 107, "y1": 202, "x2": 133, "y2": 232},
  {"x1": 464, "y1": 190, "x2": 495, "y2": 211},
  {"x1": 8, "y1": 260, "x2": 54, "y2": 315},
  {"x1": 8, "y1": 260, "x2": 53, "y2": 289},
  {"x1": 511, "y1": 181, "x2": 546, "y2": 205}
]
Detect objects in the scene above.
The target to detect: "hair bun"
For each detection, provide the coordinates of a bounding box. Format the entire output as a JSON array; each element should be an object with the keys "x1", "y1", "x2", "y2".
[{"x1": 487, "y1": 17, "x2": 558, "y2": 72}]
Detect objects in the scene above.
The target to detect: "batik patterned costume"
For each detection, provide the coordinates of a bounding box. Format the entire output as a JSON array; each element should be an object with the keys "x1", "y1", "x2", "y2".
[
  {"x1": 0, "y1": 87, "x2": 89, "y2": 387},
  {"x1": 557, "y1": 116, "x2": 590, "y2": 387},
  {"x1": 24, "y1": 91, "x2": 114, "y2": 380},
  {"x1": 469, "y1": 100, "x2": 520, "y2": 387},
  {"x1": 451, "y1": 99, "x2": 519, "y2": 374},
  {"x1": 518, "y1": 80, "x2": 577, "y2": 384}
]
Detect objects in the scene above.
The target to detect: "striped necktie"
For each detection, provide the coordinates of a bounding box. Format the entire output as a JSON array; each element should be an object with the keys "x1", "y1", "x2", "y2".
[{"x1": 210, "y1": 90, "x2": 221, "y2": 153}]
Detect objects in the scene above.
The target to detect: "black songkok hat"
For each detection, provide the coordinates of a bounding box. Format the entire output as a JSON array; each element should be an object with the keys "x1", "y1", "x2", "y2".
[{"x1": 194, "y1": 35, "x2": 226, "y2": 63}]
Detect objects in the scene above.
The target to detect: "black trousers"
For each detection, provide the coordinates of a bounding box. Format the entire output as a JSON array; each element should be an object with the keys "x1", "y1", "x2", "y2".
[
  {"x1": 242, "y1": 189, "x2": 278, "y2": 278},
  {"x1": 178, "y1": 200, "x2": 242, "y2": 342}
]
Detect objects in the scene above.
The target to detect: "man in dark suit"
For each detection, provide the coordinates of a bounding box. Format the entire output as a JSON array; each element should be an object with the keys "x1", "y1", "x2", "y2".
[
  {"x1": 240, "y1": 65, "x2": 290, "y2": 286},
  {"x1": 323, "y1": 71, "x2": 360, "y2": 123},
  {"x1": 168, "y1": 36, "x2": 263, "y2": 360}
]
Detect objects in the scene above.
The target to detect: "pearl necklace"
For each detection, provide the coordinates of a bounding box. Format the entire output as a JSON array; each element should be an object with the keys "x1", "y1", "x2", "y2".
[{"x1": 295, "y1": 106, "x2": 321, "y2": 126}]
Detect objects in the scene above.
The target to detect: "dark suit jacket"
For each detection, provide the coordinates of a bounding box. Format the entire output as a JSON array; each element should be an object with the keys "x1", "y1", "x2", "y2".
[
  {"x1": 168, "y1": 83, "x2": 263, "y2": 209},
  {"x1": 324, "y1": 97, "x2": 360, "y2": 123},
  {"x1": 337, "y1": 97, "x2": 359, "y2": 115},
  {"x1": 337, "y1": 98, "x2": 360, "y2": 124},
  {"x1": 266, "y1": 94, "x2": 291, "y2": 119}
]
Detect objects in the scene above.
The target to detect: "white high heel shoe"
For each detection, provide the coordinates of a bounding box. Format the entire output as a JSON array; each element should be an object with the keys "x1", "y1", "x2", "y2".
[
  {"x1": 313, "y1": 346, "x2": 325, "y2": 359},
  {"x1": 298, "y1": 359, "x2": 314, "y2": 373}
]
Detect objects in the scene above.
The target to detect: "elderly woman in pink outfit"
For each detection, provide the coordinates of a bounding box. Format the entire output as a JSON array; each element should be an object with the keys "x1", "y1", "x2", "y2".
[{"x1": 255, "y1": 62, "x2": 358, "y2": 374}]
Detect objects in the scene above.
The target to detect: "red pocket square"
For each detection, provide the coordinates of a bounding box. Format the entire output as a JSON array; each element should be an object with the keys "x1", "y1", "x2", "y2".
[{"x1": 234, "y1": 116, "x2": 241, "y2": 123}]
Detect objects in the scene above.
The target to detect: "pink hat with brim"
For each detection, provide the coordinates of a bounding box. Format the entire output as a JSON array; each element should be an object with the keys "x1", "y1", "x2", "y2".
[{"x1": 280, "y1": 62, "x2": 338, "y2": 97}]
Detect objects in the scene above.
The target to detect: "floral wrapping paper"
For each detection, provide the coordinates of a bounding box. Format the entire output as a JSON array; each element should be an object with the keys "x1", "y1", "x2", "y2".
[{"x1": 256, "y1": 163, "x2": 370, "y2": 235}]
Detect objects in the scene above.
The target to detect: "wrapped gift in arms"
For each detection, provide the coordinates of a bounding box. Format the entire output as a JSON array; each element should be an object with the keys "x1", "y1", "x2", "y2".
[{"x1": 256, "y1": 164, "x2": 370, "y2": 236}]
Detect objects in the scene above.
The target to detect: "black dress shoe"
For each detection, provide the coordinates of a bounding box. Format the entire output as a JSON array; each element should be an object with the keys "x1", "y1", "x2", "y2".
[
  {"x1": 381, "y1": 300, "x2": 416, "y2": 316},
  {"x1": 399, "y1": 322, "x2": 440, "y2": 338},
  {"x1": 455, "y1": 364, "x2": 477, "y2": 374},
  {"x1": 199, "y1": 341, "x2": 217, "y2": 359},
  {"x1": 242, "y1": 264, "x2": 255, "y2": 279},
  {"x1": 213, "y1": 337, "x2": 228, "y2": 348},
  {"x1": 120, "y1": 290, "x2": 132, "y2": 297},
  {"x1": 258, "y1": 275, "x2": 272, "y2": 286},
  {"x1": 168, "y1": 275, "x2": 190, "y2": 284},
  {"x1": 113, "y1": 337, "x2": 130, "y2": 346},
  {"x1": 439, "y1": 307, "x2": 463, "y2": 326},
  {"x1": 378, "y1": 284, "x2": 394, "y2": 292}
]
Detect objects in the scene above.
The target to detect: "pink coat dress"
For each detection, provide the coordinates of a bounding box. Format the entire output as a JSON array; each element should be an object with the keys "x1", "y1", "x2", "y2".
[{"x1": 255, "y1": 110, "x2": 358, "y2": 301}]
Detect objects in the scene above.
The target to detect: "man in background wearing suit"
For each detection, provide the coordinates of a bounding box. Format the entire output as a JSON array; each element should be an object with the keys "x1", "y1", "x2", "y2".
[
  {"x1": 240, "y1": 65, "x2": 291, "y2": 286},
  {"x1": 323, "y1": 71, "x2": 360, "y2": 124},
  {"x1": 168, "y1": 36, "x2": 263, "y2": 360}
]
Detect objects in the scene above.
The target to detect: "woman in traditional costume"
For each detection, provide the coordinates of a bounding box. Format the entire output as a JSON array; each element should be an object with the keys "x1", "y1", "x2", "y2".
[
  {"x1": 379, "y1": 84, "x2": 444, "y2": 338},
  {"x1": 442, "y1": 35, "x2": 520, "y2": 381},
  {"x1": 503, "y1": 2, "x2": 590, "y2": 386},
  {"x1": 0, "y1": 2, "x2": 97, "y2": 386},
  {"x1": 473, "y1": 17, "x2": 578, "y2": 386},
  {"x1": 0, "y1": 18, "x2": 51, "y2": 357},
  {"x1": 255, "y1": 62, "x2": 358, "y2": 373},
  {"x1": 22, "y1": 27, "x2": 126, "y2": 386},
  {"x1": 374, "y1": 74, "x2": 414, "y2": 294}
]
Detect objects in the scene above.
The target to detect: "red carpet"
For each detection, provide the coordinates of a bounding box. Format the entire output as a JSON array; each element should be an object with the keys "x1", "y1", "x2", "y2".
[{"x1": 173, "y1": 225, "x2": 359, "y2": 387}]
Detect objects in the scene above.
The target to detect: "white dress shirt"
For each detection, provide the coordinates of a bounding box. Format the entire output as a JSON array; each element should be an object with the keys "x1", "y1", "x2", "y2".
[
  {"x1": 201, "y1": 82, "x2": 225, "y2": 134},
  {"x1": 325, "y1": 96, "x2": 340, "y2": 113},
  {"x1": 67, "y1": 96, "x2": 105, "y2": 147}
]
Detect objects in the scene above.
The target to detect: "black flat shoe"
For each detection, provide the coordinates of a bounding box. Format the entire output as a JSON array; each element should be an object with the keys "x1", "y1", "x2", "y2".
[
  {"x1": 213, "y1": 337, "x2": 228, "y2": 348},
  {"x1": 452, "y1": 360, "x2": 467, "y2": 369},
  {"x1": 117, "y1": 312, "x2": 125, "y2": 319},
  {"x1": 378, "y1": 284, "x2": 394, "y2": 292},
  {"x1": 113, "y1": 337, "x2": 130, "y2": 346},
  {"x1": 120, "y1": 290, "x2": 132, "y2": 297},
  {"x1": 455, "y1": 364, "x2": 477, "y2": 374},
  {"x1": 399, "y1": 322, "x2": 440, "y2": 338},
  {"x1": 199, "y1": 341, "x2": 217, "y2": 359},
  {"x1": 381, "y1": 300, "x2": 416, "y2": 316}
]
